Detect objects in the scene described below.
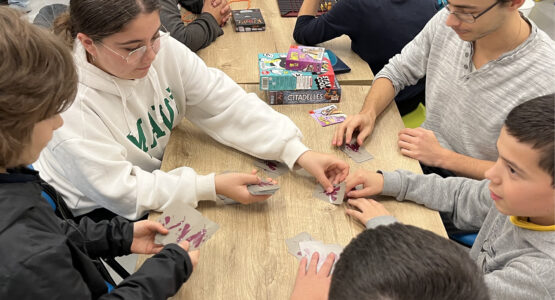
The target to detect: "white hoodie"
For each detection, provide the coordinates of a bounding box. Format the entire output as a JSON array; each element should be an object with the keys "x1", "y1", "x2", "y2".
[{"x1": 35, "y1": 35, "x2": 309, "y2": 220}]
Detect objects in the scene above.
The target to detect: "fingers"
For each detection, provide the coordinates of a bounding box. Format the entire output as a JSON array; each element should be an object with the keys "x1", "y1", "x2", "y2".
[
  {"x1": 149, "y1": 220, "x2": 169, "y2": 234},
  {"x1": 178, "y1": 240, "x2": 191, "y2": 251},
  {"x1": 400, "y1": 148, "x2": 415, "y2": 158},
  {"x1": 297, "y1": 256, "x2": 308, "y2": 276},
  {"x1": 347, "y1": 198, "x2": 371, "y2": 211},
  {"x1": 398, "y1": 127, "x2": 419, "y2": 136},
  {"x1": 346, "y1": 187, "x2": 373, "y2": 198},
  {"x1": 188, "y1": 249, "x2": 200, "y2": 269},
  {"x1": 344, "y1": 123, "x2": 355, "y2": 145},
  {"x1": 307, "y1": 252, "x2": 320, "y2": 275},
  {"x1": 241, "y1": 173, "x2": 261, "y2": 185},
  {"x1": 333, "y1": 122, "x2": 347, "y2": 146},
  {"x1": 398, "y1": 140, "x2": 415, "y2": 151},
  {"x1": 318, "y1": 253, "x2": 335, "y2": 277},
  {"x1": 345, "y1": 207, "x2": 363, "y2": 220},
  {"x1": 357, "y1": 126, "x2": 372, "y2": 146},
  {"x1": 315, "y1": 171, "x2": 334, "y2": 193}
]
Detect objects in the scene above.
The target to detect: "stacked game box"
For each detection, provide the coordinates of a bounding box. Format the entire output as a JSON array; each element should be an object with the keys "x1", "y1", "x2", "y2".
[
  {"x1": 232, "y1": 9, "x2": 265, "y2": 32},
  {"x1": 258, "y1": 50, "x2": 341, "y2": 105},
  {"x1": 285, "y1": 45, "x2": 325, "y2": 73}
]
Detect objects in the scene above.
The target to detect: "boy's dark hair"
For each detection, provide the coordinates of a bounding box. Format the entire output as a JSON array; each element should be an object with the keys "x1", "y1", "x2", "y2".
[
  {"x1": 0, "y1": 7, "x2": 77, "y2": 167},
  {"x1": 53, "y1": 0, "x2": 160, "y2": 46},
  {"x1": 505, "y1": 94, "x2": 554, "y2": 186},
  {"x1": 329, "y1": 223, "x2": 489, "y2": 300}
]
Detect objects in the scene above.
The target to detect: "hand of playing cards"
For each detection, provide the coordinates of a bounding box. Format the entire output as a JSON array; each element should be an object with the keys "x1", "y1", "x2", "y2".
[
  {"x1": 155, "y1": 205, "x2": 220, "y2": 251},
  {"x1": 285, "y1": 232, "x2": 343, "y2": 273}
]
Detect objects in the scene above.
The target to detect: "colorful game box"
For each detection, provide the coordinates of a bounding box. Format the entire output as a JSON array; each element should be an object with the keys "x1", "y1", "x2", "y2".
[
  {"x1": 286, "y1": 45, "x2": 325, "y2": 72},
  {"x1": 309, "y1": 104, "x2": 346, "y2": 127},
  {"x1": 266, "y1": 78, "x2": 341, "y2": 105},
  {"x1": 232, "y1": 9, "x2": 265, "y2": 32},
  {"x1": 258, "y1": 53, "x2": 335, "y2": 91}
]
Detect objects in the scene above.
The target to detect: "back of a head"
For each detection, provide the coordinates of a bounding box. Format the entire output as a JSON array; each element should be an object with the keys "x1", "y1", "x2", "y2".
[
  {"x1": 0, "y1": 7, "x2": 77, "y2": 167},
  {"x1": 53, "y1": 0, "x2": 160, "y2": 46},
  {"x1": 504, "y1": 94, "x2": 555, "y2": 186},
  {"x1": 329, "y1": 223, "x2": 489, "y2": 300}
]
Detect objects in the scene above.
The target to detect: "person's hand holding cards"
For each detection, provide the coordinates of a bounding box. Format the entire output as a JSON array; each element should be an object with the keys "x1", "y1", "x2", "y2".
[
  {"x1": 345, "y1": 169, "x2": 384, "y2": 198},
  {"x1": 295, "y1": 150, "x2": 349, "y2": 193},
  {"x1": 332, "y1": 112, "x2": 376, "y2": 147},
  {"x1": 215, "y1": 169, "x2": 278, "y2": 204}
]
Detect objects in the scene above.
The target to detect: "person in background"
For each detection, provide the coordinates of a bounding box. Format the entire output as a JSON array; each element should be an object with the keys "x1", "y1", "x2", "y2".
[{"x1": 293, "y1": 0, "x2": 440, "y2": 115}]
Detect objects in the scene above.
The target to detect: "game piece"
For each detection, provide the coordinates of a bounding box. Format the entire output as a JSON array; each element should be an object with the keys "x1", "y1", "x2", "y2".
[{"x1": 309, "y1": 104, "x2": 346, "y2": 127}]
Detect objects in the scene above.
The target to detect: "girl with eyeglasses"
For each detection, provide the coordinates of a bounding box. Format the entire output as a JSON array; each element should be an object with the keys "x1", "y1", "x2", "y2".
[{"x1": 36, "y1": 0, "x2": 349, "y2": 221}]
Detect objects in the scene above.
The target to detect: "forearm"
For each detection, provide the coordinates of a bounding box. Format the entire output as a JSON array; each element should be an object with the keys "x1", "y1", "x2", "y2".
[
  {"x1": 439, "y1": 150, "x2": 495, "y2": 180},
  {"x1": 360, "y1": 77, "x2": 396, "y2": 120},
  {"x1": 298, "y1": 0, "x2": 320, "y2": 16}
]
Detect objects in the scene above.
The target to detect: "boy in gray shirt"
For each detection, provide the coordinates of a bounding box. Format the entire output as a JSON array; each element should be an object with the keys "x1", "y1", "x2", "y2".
[
  {"x1": 344, "y1": 95, "x2": 555, "y2": 300},
  {"x1": 333, "y1": 0, "x2": 555, "y2": 179}
]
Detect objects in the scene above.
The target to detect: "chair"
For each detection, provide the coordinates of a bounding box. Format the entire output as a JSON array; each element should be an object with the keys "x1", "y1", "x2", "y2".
[
  {"x1": 402, "y1": 103, "x2": 426, "y2": 129},
  {"x1": 450, "y1": 233, "x2": 477, "y2": 247}
]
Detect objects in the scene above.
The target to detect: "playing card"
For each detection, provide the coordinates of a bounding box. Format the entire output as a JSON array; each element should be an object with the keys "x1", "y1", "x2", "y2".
[
  {"x1": 253, "y1": 159, "x2": 289, "y2": 176},
  {"x1": 247, "y1": 179, "x2": 280, "y2": 195},
  {"x1": 312, "y1": 182, "x2": 346, "y2": 205},
  {"x1": 299, "y1": 240, "x2": 343, "y2": 272},
  {"x1": 218, "y1": 194, "x2": 239, "y2": 205},
  {"x1": 294, "y1": 168, "x2": 312, "y2": 178},
  {"x1": 155, "y1": 206, "x2": 219, "y2": 251},
  {"x1": 309, "y1": 104, "x2": 347, "y2": 127},
  {"x1": 340, "y1": 140, "x2": 374, "y2": 163},
  {"x1": 285, "y1": 232, "x2": 314, "y2": 259}
]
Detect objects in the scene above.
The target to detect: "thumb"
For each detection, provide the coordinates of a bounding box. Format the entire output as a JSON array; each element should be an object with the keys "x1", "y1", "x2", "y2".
[
  {"x1": 241, "y1": 173, "x2": 261, "y2": 185},
  {"x1": 150, "y1": 221, "x2": 168, "y2": 234}
]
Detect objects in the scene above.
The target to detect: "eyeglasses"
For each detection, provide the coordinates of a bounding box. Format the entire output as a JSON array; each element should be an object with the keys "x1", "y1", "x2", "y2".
[
  {"x1": 97, "y1": 31, "x2": 169, "y2": 65},
  {"x1": 442, "y1": 0, "x2": 500, "y2": 24}
]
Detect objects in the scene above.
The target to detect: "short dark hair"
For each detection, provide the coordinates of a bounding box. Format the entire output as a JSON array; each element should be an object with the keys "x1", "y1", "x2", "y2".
[
  {"x1": 329, "y1": 223, "x2": 489, "y2": 300},
  {"x1": 0, "y1": 7, "x2": 77, "y2": 167},
  {"x1": 504, "y1": 94, "x2": 554, "y2": 186},
  {"x1": 54, "y1": 0, "x2": 160, "y2": 46}
]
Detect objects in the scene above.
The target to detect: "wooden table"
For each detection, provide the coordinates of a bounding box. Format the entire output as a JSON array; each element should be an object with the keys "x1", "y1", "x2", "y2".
[
  {"x1": 136, "y1": 85, "x2": 446, "y2": 300},
  {"x1": 195, "y1": 0, "x2": 373, "y2": 85}
]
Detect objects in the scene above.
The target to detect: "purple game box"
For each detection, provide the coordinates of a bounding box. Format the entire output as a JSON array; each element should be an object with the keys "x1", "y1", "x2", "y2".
[{"x1": 285, "y1": 45, "x2": 325, "y2": 73}]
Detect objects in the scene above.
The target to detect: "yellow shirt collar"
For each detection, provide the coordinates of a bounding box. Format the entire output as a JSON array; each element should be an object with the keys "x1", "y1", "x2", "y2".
[{"x1": 510, "y1": 216, "x2": 555, "y2": 231}]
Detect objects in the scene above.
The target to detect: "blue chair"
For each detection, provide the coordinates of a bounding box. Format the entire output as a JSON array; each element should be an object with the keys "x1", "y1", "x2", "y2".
[{"x1": 450, "y1": 233, "x2": 477, "y2": 247}]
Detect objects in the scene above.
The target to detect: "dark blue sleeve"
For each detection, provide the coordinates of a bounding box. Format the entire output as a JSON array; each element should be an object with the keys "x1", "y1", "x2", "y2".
[{"x1": 293, "y1": 0, "x2": 360, "y2": 45}]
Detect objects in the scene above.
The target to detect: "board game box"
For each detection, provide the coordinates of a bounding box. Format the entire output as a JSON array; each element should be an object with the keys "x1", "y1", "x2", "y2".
[
  {"x1": 266, "y1": 78, "x2": 341, "y2": 105},
  {"x1": 258, "y1": 53, "x2": 335, "y2": 91},
  {"x1": 285, "y1": 45, "x2": 325, "y2": 72},
  {"x1": 232, "y1": 9, "x2": 265, "y2": 32}
]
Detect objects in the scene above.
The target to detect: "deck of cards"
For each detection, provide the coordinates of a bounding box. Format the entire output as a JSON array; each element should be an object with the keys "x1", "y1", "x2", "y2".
[
  {"x1": 313, "y1": 182, "x2": 346, "y2": 205},
  {"x1": 253, "y1": 159, "x2": 289, "y2": 177},
  {"x1": 340, "y1": 139, "x2": 374, "y2": 163},
  {"x1": 155, "y1": 205, "x2": 219, "y2": 251},
  {"x1": 285, "y1": 232, "x2": 343, "y2": 272},
  {"x1": 247, "y1": 179, "x2": 280, "y2": 195}
]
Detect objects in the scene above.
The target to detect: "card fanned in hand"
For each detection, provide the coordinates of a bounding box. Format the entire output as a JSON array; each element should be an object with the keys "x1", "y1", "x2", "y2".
[{"x1": 155, "y1": 205, "x2": 219, "y2": 251}]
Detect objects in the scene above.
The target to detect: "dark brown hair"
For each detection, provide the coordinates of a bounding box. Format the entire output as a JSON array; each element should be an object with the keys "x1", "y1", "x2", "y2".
[
  {"x1": 54, "y1": 0, "x2": 160, "y2": 46},
  {"x1": 505, "y1": 94, "x2": 554, "y2": 186},
  {"x1": 329, "y1": 223, "x2": 489, "y2": 300},
  {"x1": 0, "y1": 7, "x2": 77, "y2": 167}
]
